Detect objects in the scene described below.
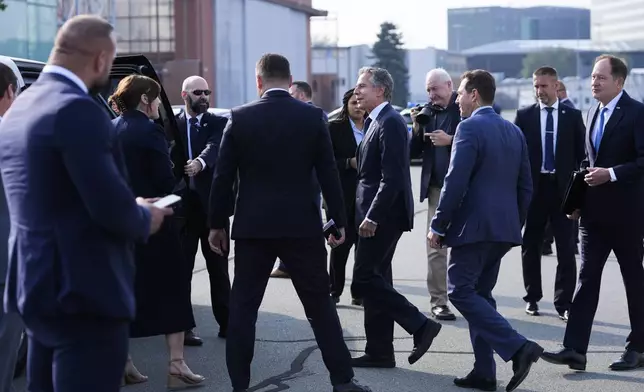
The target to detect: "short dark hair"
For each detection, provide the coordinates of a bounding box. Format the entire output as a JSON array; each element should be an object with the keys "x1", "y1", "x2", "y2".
[
  {"x1": 0, "y1": 63, "x2": 18, "y2": 99},
  {"x1": 292, "y1": 81, "x2": 312, "y2": 99},
  {"x1": 256, "y1": 53, "x2": 291, "y2": 82},
  {"x1": 595, "y1": 54, "x2": 628, "y2": 82},
  {"x1": 533, "y1": 66, "x2": 558, "y2": 78},
  {"x1": 460, "y1": 69, "x2": 496, "y2": 105}
]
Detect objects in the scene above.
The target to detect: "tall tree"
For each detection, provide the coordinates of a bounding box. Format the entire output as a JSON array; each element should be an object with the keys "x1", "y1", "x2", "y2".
[
  {"x1": 371, "y1": 22, "x2": 409, "y2": 107},
  {"x1": 0, "y1": 1, "x2": 6, "y2": 11},
  {"x1": 521, "y1": 49, "x2": 577, "y2": 78}
]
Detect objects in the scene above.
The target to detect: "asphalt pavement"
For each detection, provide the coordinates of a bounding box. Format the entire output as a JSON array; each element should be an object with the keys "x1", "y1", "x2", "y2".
[{"x1": 13, "y1": 164, "x2": 643, "y2": 392}]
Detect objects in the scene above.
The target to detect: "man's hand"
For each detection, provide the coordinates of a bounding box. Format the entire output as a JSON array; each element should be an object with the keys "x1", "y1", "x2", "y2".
[
  {"x1": 208, "y1": 229, "x2": 228, "y2": 256},
  {"x1": 184, "y1": 159, "x2": 203, "y2": 177},
  {"x1": 327, "y1": 227, "x2": 346, "y2": 248},
  {"x1": 425, "y1": 130, "x2": 452, "y2": 146},
  {"x1": 427, "y1": 230, "x2": 443, "y2": 249},
  {"x1": 136, "y1": 197, "x2": 174, "y2": 235},
  {"x1": 567, "y1": 209, "x2": 580, "y2": 220},
  {"x1": 584, "y1": 167, "x2": 611, "y2": 187},
  {"x1": 349, "y1": 157, "x2": 357, "y2": 169},
  {"x1": 359, "y1": 219, "x2": 377, "y2": 238}
]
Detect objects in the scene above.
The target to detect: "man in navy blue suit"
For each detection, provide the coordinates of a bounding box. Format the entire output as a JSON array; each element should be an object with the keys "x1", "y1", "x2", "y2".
[
  {"x1": 428, "y1": 69, "x2": 543, "y2": 392},
  {"x1": 542, "y1": 55, "x2": 644, "y2": 371},
  {"x1": 208, "y1": 53, "x2": 369, "y2": 392},
  {"x1": 0, "y1": 15, "x2": 172, "y2": 392},
  {"x1": 349, "y1": 67, "x2": 442, "y2": 369}
]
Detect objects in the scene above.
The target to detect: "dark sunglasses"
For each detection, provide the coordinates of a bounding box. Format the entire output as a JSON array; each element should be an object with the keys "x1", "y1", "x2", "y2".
[{"x1": 191, "y1": 89, "x2": 211, "y2": 96}]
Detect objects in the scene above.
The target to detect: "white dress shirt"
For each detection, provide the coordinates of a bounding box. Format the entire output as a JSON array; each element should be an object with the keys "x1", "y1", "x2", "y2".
[
  {"x1": 186, "y1": 113, "x2": 207, "y2": 170},
  {"x1": 539, "y1": 100, "x2": 559, "y2": 173},
  {"x1": 591, "y1": 90, "x2": 623, "y2": 182},
  {"x1": 349, "y1": 118, "x2": 364, "y2": 145}
]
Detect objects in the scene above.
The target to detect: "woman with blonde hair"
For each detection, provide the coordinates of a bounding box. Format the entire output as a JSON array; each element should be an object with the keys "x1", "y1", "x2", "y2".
[{"x1": 111, "y1": 75, "x2": 205, "y2": 389}]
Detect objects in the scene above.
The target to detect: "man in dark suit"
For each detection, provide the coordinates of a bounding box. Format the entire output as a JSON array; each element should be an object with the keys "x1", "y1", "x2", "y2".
[
  {"x1": 409, "y1": 68, "x2": 461, "y2": 321},
  {"x1": 543, "y1": 79, "x2": 580, "y2": 256},
  {"x1": 514, "y1": 66, "x2": 585, "y2": 321},
  {"x1": 0, "y1": 60, "x2": 21, "y2": 392},
  {"x1": 349, "y1": 66, "x2": 441, "y2": 369},
  {"x1": 207, "y1": 53, "x2": 370, "y2": 392},
  {"x1": 176, "y1": 75, "x2": 230, "y2": 346},
  {"x1": 270, "y1": 80, "x2": 326, "y2": 279},
  {"x1": 429, "y1": 69, "x2": 543, "y2": 392},
  {"x1": 0, "y1": 16, "x2": 172, "y2": 392},
  {"x1": 542, "y1": 54, "x2": 644, "y2": 371}
]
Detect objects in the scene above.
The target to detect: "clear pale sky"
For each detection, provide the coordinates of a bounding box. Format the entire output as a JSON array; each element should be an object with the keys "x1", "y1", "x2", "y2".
[{"x1": 310, "y1": 0, "x2": 591, "y2": 49}]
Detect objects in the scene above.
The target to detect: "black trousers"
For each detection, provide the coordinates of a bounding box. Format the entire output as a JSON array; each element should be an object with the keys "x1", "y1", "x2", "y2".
[
  {"x1": 352, "y1": 223, "x2": 428, "y2": 357},
  {"x1": 183, "y1": 190, "x2": 230, "y2": 331},
  {"x1": 329, "y1": 216, "x2": 358, "y2": 299},
  {"x1": 521, "y1": 174, "x2": 577, "y2": 313},
  {"x1": 564, "y1": 223, "x2": 644, "y2": 354},
  {"x1": 227, "y1": 237, "x2": 354, "y2": 390},
  {"x1": 24, "y1": 316, "x2": 128, "y2": 392},
  {"x1": 544, "y1": 220, "x2": 579, "y2": 246}
]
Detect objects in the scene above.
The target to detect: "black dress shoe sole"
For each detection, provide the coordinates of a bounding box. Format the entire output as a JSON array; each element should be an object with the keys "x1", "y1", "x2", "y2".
[
  {"x1": 350, "y1": 360, "x2": 395, "y2": 368},
  {"x1": 609, "y1": 360, "x2": 644, "y2": 371},
  {"x1": 454, "y1": 378, "x2": 497, "y2": 391},
  {"x1": 541, "y1": 355, "x2": 586, "y2": 371},
  {"x1": 408, "y1": 322, "x2": 442, "y2": 365},
  {"x1": 506, "y1": 344, "x2": 543, "y2": 392},
  {"x1": 184, "y1": 339, "x2": 204, "y2": 347},
  {"x1": 433, "y1": 312, "x2": 457, "y2": 321}
]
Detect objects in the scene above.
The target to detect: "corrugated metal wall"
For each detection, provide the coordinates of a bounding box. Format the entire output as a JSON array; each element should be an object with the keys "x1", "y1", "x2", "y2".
[{"x1": 215, "y1": 0, "x2": 308, "y2": 108}]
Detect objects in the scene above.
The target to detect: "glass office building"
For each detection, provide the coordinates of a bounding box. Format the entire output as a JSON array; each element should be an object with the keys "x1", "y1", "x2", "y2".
[{"x1": 0, "y1": 0, "x2": 58, "y2": 61}]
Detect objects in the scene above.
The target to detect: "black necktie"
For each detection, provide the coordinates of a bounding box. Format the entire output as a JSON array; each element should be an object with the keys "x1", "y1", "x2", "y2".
[
  {"x1": 188, "y1": 117, "x2": 200, "y2": 160},
  {"x1": 364, "y1": 118, "x2": 372, "y2": 133},
  {"x1": 544, "y1": 107, "x2": 555, "y2": 172}
]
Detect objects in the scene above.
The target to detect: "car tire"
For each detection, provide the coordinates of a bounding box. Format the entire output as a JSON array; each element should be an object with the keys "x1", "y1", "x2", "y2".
[{"x1": 13, "y1": 329, "x2": 28, "y2": 379}]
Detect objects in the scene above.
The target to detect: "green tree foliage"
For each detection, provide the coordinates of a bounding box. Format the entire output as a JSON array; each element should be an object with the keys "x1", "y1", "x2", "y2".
[
  {"x1": 521, "y1": 48, "x2": 577, "y2": 78},
  {"x1": 0, "y1": 1, "x2": 6, "y2": 11},
  {"x1": 371, "y1": 22, "x2": 409, "y2": 107}
]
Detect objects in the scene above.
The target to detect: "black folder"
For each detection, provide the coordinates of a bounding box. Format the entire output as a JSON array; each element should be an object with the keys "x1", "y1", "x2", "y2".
[{"x1": 561, "y1": 169, "x2": 588, "y2": 215}]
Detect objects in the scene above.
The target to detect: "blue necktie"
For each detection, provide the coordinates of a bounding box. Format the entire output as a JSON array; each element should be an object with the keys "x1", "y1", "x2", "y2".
[
  {"x1": 544, "y1": 107, "x2": 555, "y2": 172},
  {"x1": 364, "y1": 117, "x2": 372, "y2": 133},
  {"x1": 594, "y1": 107, "x2": 609, "y2": 152}
]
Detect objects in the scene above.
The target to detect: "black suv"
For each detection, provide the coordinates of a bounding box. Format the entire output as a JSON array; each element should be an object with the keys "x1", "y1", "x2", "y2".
[{"x1": 6, "y1": 54, "x2": 185, "y2": 379}]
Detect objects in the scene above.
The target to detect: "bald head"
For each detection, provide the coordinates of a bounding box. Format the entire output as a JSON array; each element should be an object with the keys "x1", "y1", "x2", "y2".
[
  {"x1": 426, "y1": 68, "x2": 453, "y2": 108},
  {"x1": 181, "y1": 76, "x2": 211, "y2": 116},
  {"x1": 49, "y1": 15, "x2": 116, "y2": 94}
]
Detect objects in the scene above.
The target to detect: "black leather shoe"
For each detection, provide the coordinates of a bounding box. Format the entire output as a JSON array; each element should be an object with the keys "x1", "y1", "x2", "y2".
[
  {"x1": 332, "y1": 295, "x2": 340, "y2": 304},
  {"x1": 350, "y1": 354, "x2": 395, "y2": 368},
  {"x1": 432, "y1": 305, "x2": 457, "y2": 321},
  {"x1": 609, "y1": 349, "x2": 644, "y2": 371},
  {"x1": 218, "y1": 329, "x2": 227, "y2": 339},
  {"x1": 333, "y1": 379, "x2": 372, "y2": 392},
  {"x1": 351, "y1": 298, "x2": 363, "y2": 306},
  {"x1": 540, "y1": 348, "x2": 586, "y2": 371},
  {"x1": 542, "y1": 245, "x2": 553, "y2": 256},
  {"x1": 454, "y1": 371, "x2": 497, "y2": 391},
  {"x1": 409, "y1": 320, "x2": 442, "y2": 364},
  {"x1": 525, "y1": 302, "x2": 539, "y2": 316},
  {"x1": 184, "y1": 329, "x2": 203, "y2": 346},
  {"x1": 558, "y1": 310, "x2": 569, "y2": 322},
  {"x1": 506, "y1": 341, "x2": 543, "y2": 392}
]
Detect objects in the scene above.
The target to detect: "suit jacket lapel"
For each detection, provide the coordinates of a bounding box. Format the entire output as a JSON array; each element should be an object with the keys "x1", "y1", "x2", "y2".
[
  {"x1": 533, "y1": 105, "x2": 543, "y2": 165},
  {"x1": 555, "y1": 104, "x2": 567, "y2": 160},
  {"x1": 598, "y1": 102, "x2": 625, "y2": 153},
  {"x1": 178, "y1": 112, "x2": 188, "y2": 146}
]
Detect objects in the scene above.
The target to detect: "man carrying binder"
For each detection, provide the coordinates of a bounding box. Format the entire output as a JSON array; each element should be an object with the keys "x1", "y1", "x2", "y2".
[{"x1": 542, "y1": 54, "x2": 644, "y2": 371}]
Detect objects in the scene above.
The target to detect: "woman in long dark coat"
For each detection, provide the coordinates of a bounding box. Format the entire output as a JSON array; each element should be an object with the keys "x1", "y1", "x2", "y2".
[{"x1": 110, "y1": 75, "x2": 205, "y2": 389}]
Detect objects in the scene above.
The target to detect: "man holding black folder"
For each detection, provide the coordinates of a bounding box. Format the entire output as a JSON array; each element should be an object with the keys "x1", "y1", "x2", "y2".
[
  {"x1": 542, "y1": 54, "x2": 644, "y2": 371},
  {"x1": 513, "y1": 66, "x2": 585, "y2": 321}
]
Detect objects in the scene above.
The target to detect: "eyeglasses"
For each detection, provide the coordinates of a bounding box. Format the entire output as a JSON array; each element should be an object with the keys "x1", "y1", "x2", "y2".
[{"x1": 191, "y1": 89, "x2": 211, "y2": 96}]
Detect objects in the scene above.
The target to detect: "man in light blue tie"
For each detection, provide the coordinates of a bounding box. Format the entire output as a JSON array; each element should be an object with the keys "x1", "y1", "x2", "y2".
[
  {"x1": 542, "y1": 54, "x2": 644, "y2": 372},
  {"x1": 0, "y1": 60, "x2": 23, "y2": 392}
]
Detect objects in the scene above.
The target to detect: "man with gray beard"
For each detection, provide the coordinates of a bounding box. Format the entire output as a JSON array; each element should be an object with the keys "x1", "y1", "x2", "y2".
[{"x1": 410, "y1": 68, "x2": 460, "y2": 321}]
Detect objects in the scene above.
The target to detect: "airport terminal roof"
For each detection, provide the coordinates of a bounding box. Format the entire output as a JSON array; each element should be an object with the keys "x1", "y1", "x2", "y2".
[{"x1": 462, "y1": 39, "x2": 644, "y2": 55}]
